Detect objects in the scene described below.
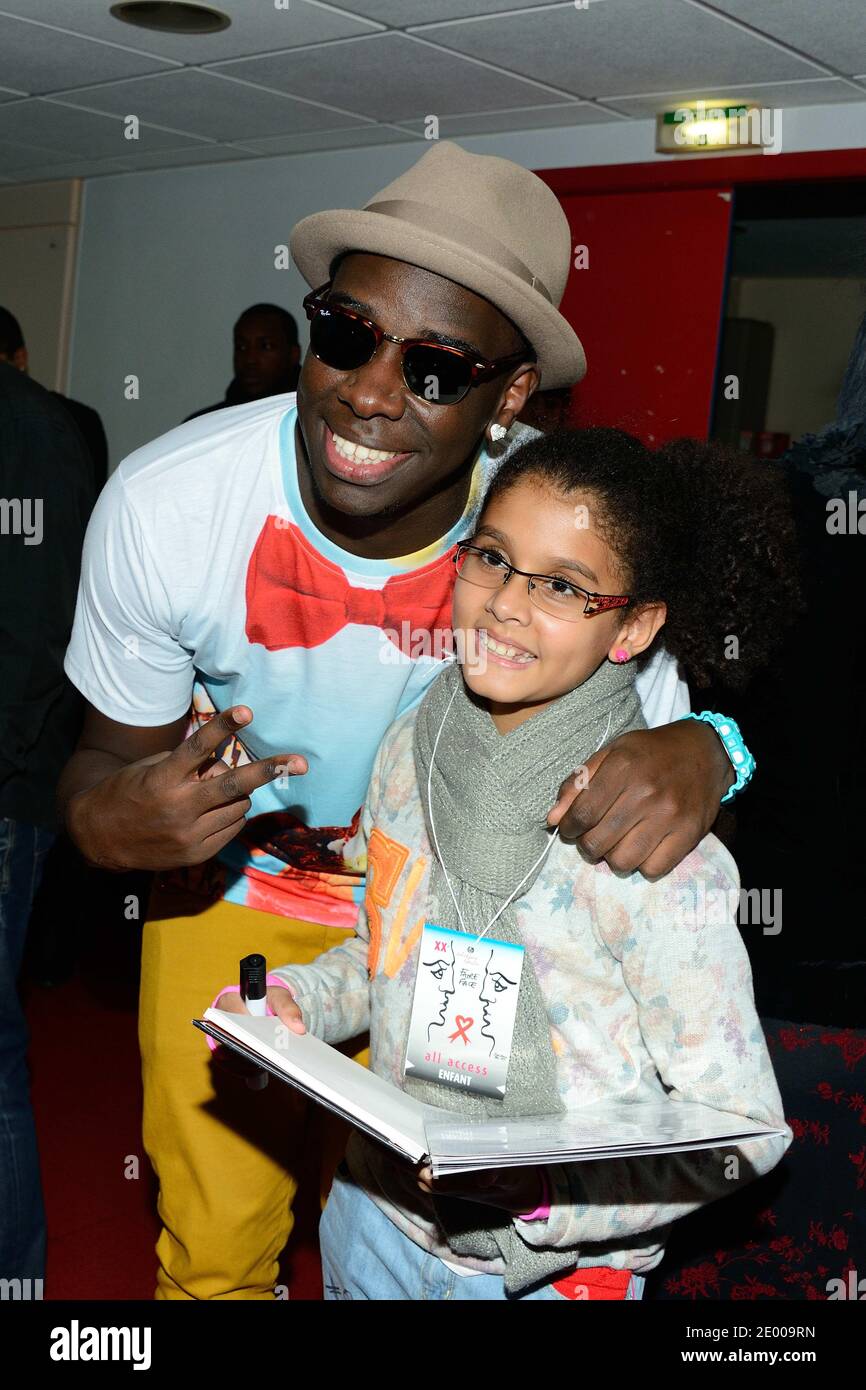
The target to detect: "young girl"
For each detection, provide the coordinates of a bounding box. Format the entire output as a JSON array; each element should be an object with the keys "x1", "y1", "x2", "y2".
[{"x1": 213, "y1": 426, "x2": 796, "y2": 1301}]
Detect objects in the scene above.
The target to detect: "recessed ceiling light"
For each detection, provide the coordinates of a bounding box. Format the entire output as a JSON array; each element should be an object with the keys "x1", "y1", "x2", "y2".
[{"x1": 110, "y1": 2, "x2": 231, "y2": 35}]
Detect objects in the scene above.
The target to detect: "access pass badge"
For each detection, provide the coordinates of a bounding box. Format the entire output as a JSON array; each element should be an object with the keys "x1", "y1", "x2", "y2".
[{"x1": 404, "y1": 923, "x2": 524, "y2": 1099}]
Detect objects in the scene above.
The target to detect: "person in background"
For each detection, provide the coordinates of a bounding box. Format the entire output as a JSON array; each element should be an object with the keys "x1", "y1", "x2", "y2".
[
  {"x1": 186, "y1": 304, "x2": 301, "y2": 421},
  {"x1": 0, "y1": 361, "x2": 94, "y2": 1285},
  {"x1": 714, "y1": 307, "x2": 866, "y2": 1028},
  {"x1": 0, "y1": 306, "x2": 108, "y2": 497},
  {"x1": 0, "y1": 309, "x2": 111, "y2": 988}
]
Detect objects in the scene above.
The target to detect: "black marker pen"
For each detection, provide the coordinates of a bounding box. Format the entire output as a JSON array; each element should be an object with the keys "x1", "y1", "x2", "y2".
[
  {"x1": 240, "y1": 953, "x2": 268, "y2": 1017},
  {"x1": 240, "y1": 953, "x2": 268, "y2": 1090}
]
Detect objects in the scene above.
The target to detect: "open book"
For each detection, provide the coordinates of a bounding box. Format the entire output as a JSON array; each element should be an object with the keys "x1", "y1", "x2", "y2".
[{"x1": 194, "y1": 1009, "x2": 786, "y2": 1178}]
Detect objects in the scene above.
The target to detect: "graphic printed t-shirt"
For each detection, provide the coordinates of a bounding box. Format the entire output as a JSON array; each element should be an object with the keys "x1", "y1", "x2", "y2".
[{"x1": 64, "y1": 394, "x2": 689, "y2": 927}]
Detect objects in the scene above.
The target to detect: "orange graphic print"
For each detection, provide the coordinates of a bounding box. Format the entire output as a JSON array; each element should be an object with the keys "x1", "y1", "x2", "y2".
[{"x1": 365, "y1": 828, "x2": 427, "y2": 979}]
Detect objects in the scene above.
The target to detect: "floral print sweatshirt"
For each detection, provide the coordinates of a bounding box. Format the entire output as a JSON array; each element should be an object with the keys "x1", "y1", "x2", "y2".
[{"x1": 273, "y1": 704, "x2": 792, "y2": 1277}]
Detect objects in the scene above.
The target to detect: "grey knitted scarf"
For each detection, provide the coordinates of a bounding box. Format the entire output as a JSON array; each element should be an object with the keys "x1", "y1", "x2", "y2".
[{"x1": 406, "y1": 654, "x2": 646, "y2": 1293}]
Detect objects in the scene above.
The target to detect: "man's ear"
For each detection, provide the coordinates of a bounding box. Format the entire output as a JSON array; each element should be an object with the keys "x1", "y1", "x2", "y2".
[
  {"x1": 12, "y1": 346, "x2": 28, "y2": 373},
  {"x1": 496, "y1": 364, "x2": 541, "y2": 431},
  {"x1": 611, "y1": 603, "x2": 667, "y2": 661}
]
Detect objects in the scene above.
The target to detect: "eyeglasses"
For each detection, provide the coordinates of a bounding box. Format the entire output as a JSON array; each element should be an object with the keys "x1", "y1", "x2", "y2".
[
  {"x1": 302, "y1": 283, "x2": 534, "y2": 406},
  {"x1": 453, "y1": 542, "x2": 631, "y2": 621}
]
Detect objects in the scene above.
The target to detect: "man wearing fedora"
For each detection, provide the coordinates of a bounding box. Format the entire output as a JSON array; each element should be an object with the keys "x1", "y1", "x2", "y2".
[{"x1": 58, "y1": 142, "x2": 743, "y2": 1300}]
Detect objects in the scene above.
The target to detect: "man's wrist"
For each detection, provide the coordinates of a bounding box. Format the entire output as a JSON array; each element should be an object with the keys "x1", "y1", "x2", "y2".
[
  {"x1": 681, "y1": 711, "x2": 753, "y2": 803},
  {"x1": 63, "y1": 784, "x2": 93, "y2": 852},
  {"x1": 58, "y1": 752, "x2": 125, "y2": 846},
  {"x1": 65, "y1": 783, "x2": 126, "y2": 871},
  {"x1": 707, "y1": 719, "x2": 736, "y2": 800}
]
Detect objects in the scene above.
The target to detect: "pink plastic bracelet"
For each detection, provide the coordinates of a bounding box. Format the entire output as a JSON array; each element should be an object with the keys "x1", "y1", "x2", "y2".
[{"x1": 203, "y1": 973, "x2": 296, "y2": 1053}]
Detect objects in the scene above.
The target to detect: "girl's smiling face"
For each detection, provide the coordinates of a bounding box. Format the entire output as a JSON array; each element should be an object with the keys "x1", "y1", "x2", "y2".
[{"x1": 452, "y1": 476, "x2": 666, "y2": 733}]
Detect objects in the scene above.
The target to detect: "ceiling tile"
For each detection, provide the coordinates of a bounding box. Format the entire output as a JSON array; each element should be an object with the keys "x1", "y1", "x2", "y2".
[
  {"x1": 397, "y1": 102, "x2": 621, "y2": 136},
  {"x1": 704, "y1": 0, "x2": 866, "y2": 77},
  {"x1": 0, "y1": 0, "x2": 381, "y2": 62},
  {"x1": 604, "y1": 77, "x2": 866, "y2": 118},
  {"x1": 0, "y1": 13, "x2": 176, "y2": 95},
  {"x1": 0, "y1": 99, "x2": 208, "y2": 157},
  {"x1": 0, "y1": 137, "x2": 80, "y2": 174},
  {"x1": 241, "y1": 126, "x2": 418, "y2": 154},
  {"x1": 48, "y1": 69, "x2": 373, "y2": 141},
  {"x1": 215, "y1": 31, "x2": 566, "y2": 120},
  {"x1": 339, "y1": 0, "x2": 559, "y2": 22},
  {"x1": 412, "y1": 0, "x2": 826, "y2": 99},
  {"x1": 108, "y1": 143, "x2": 264, "y2": 170},
  {"x1": 0, "y1": 146, "x2": 269, "y2": 183},
  {"x1": 3, "y1": 157, "x2": 139, "y2": 183}
]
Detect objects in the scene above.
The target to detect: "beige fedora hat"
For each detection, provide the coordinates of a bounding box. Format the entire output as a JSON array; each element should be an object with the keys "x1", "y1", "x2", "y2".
[{"x1": 290, "y1": 141, "x2": 586, "y2": 389}]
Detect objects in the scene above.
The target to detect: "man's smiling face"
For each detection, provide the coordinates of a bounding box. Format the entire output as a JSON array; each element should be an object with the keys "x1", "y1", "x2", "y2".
[{"x1": 295, "y1": 252, "x2": 537, "y2": 525}]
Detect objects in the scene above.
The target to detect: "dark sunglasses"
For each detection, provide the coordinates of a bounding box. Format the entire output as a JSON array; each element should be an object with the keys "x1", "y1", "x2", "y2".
[{"x1": 302, "y1": 283, "x2": 534, "y2": 406}]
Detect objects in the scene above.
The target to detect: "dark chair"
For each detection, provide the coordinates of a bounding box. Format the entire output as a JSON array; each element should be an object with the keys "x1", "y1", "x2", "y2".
[{"x1": 644, "y1": 1017, "x2": 866, "y2": 1300}]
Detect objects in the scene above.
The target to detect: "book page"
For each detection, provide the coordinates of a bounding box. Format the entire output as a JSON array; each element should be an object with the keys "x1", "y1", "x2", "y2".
[
  {"x1": 199, "y1": 1009, "x2": 435, "y2": 1161},
  {"x1": 425, "y1": 1097, "x2": 786, "y2": 1174}
]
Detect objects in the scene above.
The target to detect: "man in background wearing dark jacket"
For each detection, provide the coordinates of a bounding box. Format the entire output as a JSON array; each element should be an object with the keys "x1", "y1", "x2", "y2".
[
  {"x1": 0, "y1": 361, "x2": 94, "y2": 1285},
  {"x1": 0, "y1": 306, "x2": 108, "y2": 498},
  {"x1": 185, "y1": 303, "x2": 300, "y2": 421}
]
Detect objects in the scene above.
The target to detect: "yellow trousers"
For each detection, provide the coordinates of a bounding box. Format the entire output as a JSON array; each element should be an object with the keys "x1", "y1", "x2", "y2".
[{"x1": 139, "y1": 883, "x2": 368, "y2": 1300}]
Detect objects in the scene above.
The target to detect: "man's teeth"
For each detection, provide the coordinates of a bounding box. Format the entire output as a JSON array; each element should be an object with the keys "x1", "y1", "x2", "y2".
[
  {"x1": 332, "y1": 431, "x2": 403, "y2": 464},
  {"x1": 480, "y1": 630, "x2": 534, "y2": 662}
]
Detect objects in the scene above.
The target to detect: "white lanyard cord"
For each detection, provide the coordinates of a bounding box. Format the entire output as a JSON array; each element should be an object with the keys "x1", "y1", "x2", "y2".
[{"x1": 425, "y1": 687, "x2": 613, "y2": 947}]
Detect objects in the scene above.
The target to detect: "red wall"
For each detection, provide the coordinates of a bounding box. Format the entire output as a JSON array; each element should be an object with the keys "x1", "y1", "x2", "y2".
[{"x1": 558, "y1": 186, "x2": 732, "y2": 443}]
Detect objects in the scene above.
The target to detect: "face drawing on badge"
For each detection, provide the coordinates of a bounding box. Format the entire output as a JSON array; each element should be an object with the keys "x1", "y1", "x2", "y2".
[
  {"x1": 478, "y1": 948, "x2": 518, "y2": 1056},
  {"x1": 422, "y1": 941, "x2": 456, "y2": 1040}
]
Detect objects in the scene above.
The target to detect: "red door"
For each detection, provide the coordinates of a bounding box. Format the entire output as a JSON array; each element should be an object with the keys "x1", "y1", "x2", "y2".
[{"x1": 557, "y1": 187, "x2": 733, "y2": 444}]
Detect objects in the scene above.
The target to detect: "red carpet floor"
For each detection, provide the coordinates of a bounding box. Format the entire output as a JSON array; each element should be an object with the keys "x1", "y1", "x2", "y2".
[{"x1": 23, "y1": 947, "x2": 325, "y2": 1301}]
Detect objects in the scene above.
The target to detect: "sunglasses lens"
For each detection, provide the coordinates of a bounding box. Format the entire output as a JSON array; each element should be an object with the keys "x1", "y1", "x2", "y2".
[
  {"x1": 403, "y1": 346, "x2": 473, "y2": 405},
  {"x1": 310, "y1": 307, "x2": 377, "y2": 371}
]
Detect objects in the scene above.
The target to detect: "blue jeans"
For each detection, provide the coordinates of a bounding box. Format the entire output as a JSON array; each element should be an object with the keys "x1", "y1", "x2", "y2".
[
  {"x1": 0, "y1": 818, "x2": 53, "y2": 1282},
  {"x1": 320, "y1": 1166, "x2": 645, "y2": 1301}
]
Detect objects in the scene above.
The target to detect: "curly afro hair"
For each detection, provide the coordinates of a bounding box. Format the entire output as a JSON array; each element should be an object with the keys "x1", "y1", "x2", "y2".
[{"x1": 480, "y1": 426, "x2": 802, "y2": 692}]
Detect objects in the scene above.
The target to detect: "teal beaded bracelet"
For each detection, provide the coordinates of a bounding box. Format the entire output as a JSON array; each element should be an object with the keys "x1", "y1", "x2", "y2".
[{"x1": 680, "y1": 711, "x2": 755, "y2": 804}]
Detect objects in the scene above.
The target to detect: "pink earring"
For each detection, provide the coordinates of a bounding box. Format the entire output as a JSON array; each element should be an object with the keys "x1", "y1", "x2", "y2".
[{"x1": 614, "y1": 648, "x2": 630, "y2": 663}]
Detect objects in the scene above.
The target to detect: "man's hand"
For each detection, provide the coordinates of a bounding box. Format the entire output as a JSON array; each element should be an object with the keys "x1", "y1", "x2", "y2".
[
  {"x1": 547, "y1": 720, "x2": 734, "y2": 878},
  {"x1": 416, "y1": 1163, "x2": 545, "y2": 1217},
  {"x1": 66, "y1": 705, "x2": 306, "y2": 872}
]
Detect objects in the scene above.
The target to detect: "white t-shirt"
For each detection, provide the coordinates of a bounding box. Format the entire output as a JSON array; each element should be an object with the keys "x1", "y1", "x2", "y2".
[{"x1": 65, "y1": 394, "x2": 689, "y2": 925}]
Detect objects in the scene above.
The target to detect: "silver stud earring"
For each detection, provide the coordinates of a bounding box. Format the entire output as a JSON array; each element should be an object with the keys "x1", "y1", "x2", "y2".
[{"x1": 489, "y1": 423, "x2": 507, "y2": 442}]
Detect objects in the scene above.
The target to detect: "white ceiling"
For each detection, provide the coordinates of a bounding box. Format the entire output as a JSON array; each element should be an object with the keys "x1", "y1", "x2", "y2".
[{"x1": 1, "y1": 0, "x2": 865, "y2": 183}]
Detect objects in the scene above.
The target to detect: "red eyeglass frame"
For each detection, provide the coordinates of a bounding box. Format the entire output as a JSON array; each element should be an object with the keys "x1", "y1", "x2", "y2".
[
  {"x1": 302, "y1": 282, "x2": 535, "y2": 399},
  {"x1": 453, "y1": 542, "x2": 632, "y2": 617}
]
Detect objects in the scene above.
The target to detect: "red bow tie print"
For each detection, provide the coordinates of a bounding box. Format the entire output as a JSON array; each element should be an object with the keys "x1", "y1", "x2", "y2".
[{"x1": 245, "y1": 518, "x2": 456, "y2": 655}]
